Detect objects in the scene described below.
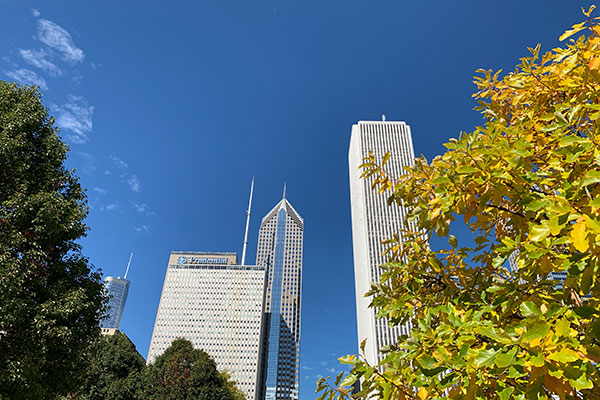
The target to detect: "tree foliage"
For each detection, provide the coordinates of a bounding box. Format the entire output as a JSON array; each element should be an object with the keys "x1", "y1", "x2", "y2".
[
  {"x1": 144, "y1": 338, "x2": 244, "y2": 400},
  {"x1": 0, "y1": 81, "x2": 105, "y2": 399},
  {"x1": 73, "y1": 332, "x2": 146, "y2": 400},
  {"x1": 318, "y1": 6, "x2": 600, "y2": 400}
]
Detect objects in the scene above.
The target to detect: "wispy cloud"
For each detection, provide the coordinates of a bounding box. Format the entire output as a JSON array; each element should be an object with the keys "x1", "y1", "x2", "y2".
[
  {"x1": 301, "y1": 366, "x2": 313, "y2": 371},
  {"x1": 93, "y1": 187, "x2": 107, "y2": 195},
  {"x1": 36, "y1": 19, "x2": 84, "y2": 63},
  {"x1": 110, "y1": 155, "x2": 129, "y2": 169},
  {"x1": 19, "y1": 49, "x2": 61, "y2": 76},
  {"x1": 31, "y1": 9, "x2": 40, "y2": 18},
  {"x1": 5, "y1": 68, "x2": 47, "y2": 90},
  {"x1": 105, "y1": 203, "x2": 119, "y2": 211},
  {"x1": 126, "y1": 175, "x2": 141, "y2": 193},
  {"x1": 134, "y1": 225, "x2": 150, "y2": 233},
  {"x1": 76, "y1": 151, "x2": 97, "y2": 175},
  {"x1": 53, "y1": 95, "x2": 93, "y2": 143},
  {"x1": 131, "y1": 201, "x2": 156, "y2": 215}
]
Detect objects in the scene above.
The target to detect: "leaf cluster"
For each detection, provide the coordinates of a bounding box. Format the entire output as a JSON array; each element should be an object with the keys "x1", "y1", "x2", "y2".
[
  {"x1": 317, "y1": 6, "x2": 600, "y2": 400},
  {"x1": 68, "y1": 337, "x2": 246, "y2": 400},
  {"x1": 0, "y1": 81, "x2": 105, "y2": 399}
]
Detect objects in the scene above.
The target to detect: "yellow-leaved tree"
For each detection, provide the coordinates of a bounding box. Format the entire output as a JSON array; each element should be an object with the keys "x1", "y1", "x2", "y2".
[{"x1": 317, "y1": 6, "x2": 600, "y2": 400}]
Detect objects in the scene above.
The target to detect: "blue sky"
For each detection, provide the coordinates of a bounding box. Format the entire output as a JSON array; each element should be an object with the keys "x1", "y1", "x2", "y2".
[{"x1": 0, "y1": 1, "x2": 592, "y2": 397}]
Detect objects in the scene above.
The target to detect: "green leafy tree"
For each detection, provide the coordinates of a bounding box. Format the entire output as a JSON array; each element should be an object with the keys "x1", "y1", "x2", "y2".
[
  {"x1": 317, "y1": 6, "x2": 600, "y2": 400},
  {"x1": 220, "y1": 371, "x2": 247, "y2": 400},
  {"x1": 145, "y1": 338, "x2": 244, "y2": 400},
  {"x1": 0, "y1": 82, "x2": 105, "y2": 399},
  {"x1": 73, "y1": 332, "x2": 146, "y2": 400}
]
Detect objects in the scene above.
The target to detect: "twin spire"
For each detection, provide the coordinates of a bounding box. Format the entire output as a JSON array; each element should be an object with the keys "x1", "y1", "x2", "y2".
[{"x1": 240, "y1": 179, "x2": 287, "y2": 266}]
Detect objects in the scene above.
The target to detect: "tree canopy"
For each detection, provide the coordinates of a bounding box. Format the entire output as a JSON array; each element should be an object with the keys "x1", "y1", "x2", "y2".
[
  {"x1": 144, "y1": 338, "x2": 244, "y2": 400},
  {"x1": 73, "y1": 332, "x2": 146, "y2": 400},
  {"x1": 318, "y1": 6, "x2": 600, "y2": 400},
  {"x1": 0, "y1": 81, "x2": 105, "y2": 399}
]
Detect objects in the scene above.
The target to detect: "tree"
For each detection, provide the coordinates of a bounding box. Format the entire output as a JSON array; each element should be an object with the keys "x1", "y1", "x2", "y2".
[
  {"x1": 317, "y1": 6, "x2": 600, "y2": 400},
  {"x1": 0, "y1": 82, "x2": 105, "y2": 399},
  {"x1": 144, "y1": 338, "x2": 244, "y2": 400},
  {"x1": 73, "y1": 332, "x2": 146, "y2": 400}
]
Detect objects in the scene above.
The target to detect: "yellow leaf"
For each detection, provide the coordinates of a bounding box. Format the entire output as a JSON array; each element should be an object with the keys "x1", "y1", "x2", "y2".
[
  {"x1": 583, "y1": 215, "x2": 600, "y2": 234},
  {"x1": 570, "y1": 218, "x2": 589, "y2": 252},
  {"x1": 417, "y1": 387, "x2": 428, "y2": 400},
  {"x1": 559, "y1": 22, "x2": 587, "y2": 41},
  {"x1": 540, "y1": 256, "x2": 553, "y2": 274},
  {"x1": 590, "y1": 58, "x2": 600, "y2": 70}
]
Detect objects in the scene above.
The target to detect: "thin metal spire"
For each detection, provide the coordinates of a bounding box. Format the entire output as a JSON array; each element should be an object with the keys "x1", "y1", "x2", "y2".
[
  {"x1": 283, "y1": 182, "x2": 286, "y2": 199},
  {"x1": 241, "y1": 177, "x2": 254, "y2": 266},
  {"x1": 124, "y1": 252, "x2": 133, "y2": 280}
]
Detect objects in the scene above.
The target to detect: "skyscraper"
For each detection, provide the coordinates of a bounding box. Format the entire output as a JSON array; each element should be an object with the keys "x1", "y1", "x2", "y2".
[
  {"x1": 256, "y1": 190, "x2": 303, "y2": 400},
  {"x1": 100, "y1": 253, "x2": 134, "y2": 330},
  {"x1": 348, "y1": 119, "x2": 416, "y2": 367},
  {"x1": 147, "y1": 252, "x2": 266, "y2": 400},
  {"x1": 100, "y1": 276, "x2": 130, "y2": 330}
]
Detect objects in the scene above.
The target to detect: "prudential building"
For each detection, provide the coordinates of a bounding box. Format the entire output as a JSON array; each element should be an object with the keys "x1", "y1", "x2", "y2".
[{"x1": 256, "y1": 190, "x2": 304, "y2": 400}]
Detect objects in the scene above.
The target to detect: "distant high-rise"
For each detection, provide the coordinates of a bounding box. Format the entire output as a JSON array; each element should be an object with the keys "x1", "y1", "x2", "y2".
[
  {"x1": 100, "y1": 276, "x2": 130, "y2": 330},
  {"x1": 256, "y1": 190, "x2": 303, "y2": 400},
  {"x1": 100, "y1": 253, "x2": 133, "y2": 330},
  {"x1": 348, "y1": 119, "x2": 416, "y2": 366},
  {"x1": 147, "y1": 252, "x2": 266, "y2": 400}
]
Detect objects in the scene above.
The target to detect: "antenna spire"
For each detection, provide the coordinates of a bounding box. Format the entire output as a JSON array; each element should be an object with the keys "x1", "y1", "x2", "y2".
[
  {"x1": 124, "y1": 252, "x2": 133, "y2": 279},
  {"x1": 241, "y1": 177, "x2": 254, "y2": 266},
  {"x1": 283, "y1": 182, "x2": 286, "y2": 199}
]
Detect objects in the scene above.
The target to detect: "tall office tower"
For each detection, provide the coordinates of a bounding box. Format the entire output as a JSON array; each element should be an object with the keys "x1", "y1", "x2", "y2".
[
  {"x1": 100, "y1": 253, "x2": 133, "y2": 330},
  {"x1": 256, "y1": 190, "x2": 303, "y2": 400},
  {"x1": 100, "y1": 276, "x2": 131, "y2": 330},
  {"x1": 147, "y1": 252, "x2": 266, "y2": 400},
  {"x1": 348, "y1": 119, "x2": 416, "y2": 367}
]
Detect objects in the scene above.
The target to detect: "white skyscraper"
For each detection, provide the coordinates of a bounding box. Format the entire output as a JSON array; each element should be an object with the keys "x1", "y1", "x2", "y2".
[
  {"x1": 147, "y1": 252, "x2": 266, "y2": 400},
  {"x1": 348, "y1": 119, "x2": 416, "y2": 367}
]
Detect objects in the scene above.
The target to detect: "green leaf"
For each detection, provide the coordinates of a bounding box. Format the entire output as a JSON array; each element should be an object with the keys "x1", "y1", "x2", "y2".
[
  {"x1": 417, "y1": 355, "x2": 437, "y2": 369},
  {"x1": 498, "y1": 387, "x2": 515, "y2": 400},
  {"x1": 495, "y1": 347, "x2": 518, "y2": 368},
  {"x1": 529, "y1": 224, "x2": 551, "y2": 242},
  {"x1": 421, "y1": 366, "x2": 446, "y2": 377},
  {"x1": 525, "y1": 198, "x2": 550, "y2": 212},
  {"x1": 474, "y1": 348, "x2": 498, "y2": 367},
  {"x1": 580, "y1": 170, "x2": 600, "y2": 187},
  {"x1": 520, "y1": 301, "x2": 542, "y2": 318},
  {"x1": 339, "y1": 354, "x2": 360, "y2": 365},
  {"x1": 521, "y1": 321, "x2": 550, "y2": 343},
  {"x1": 574, "y1": 305, "x2": 597, "y2": 318},
  {"x1": 570, "y1": 373, "x2": 594, "y2": 390},
  {"x1": 456, "y1": 165, "x2": 478, "y2": 174},
  {"x1": 340, "y1": 374, "x2": 357, "y2": 387},
  {"x1": 547, "y1": 348, "x2": 580, "y2": 363}
]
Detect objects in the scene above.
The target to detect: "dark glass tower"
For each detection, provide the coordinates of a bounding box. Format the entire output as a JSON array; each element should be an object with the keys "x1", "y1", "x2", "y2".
[{"x1": 256, "y1": 191, "x2": 303, "y2": 400}]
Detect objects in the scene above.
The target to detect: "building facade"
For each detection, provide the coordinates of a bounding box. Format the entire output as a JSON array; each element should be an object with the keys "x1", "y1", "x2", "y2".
[
  {"x1": 100, "y1": 276, "x2": 130, "y2": 330},
  {"x1": 348, "y1": 119, "x2": 416, "y2": 366},
  {"x1": 147, "y1": 252, "x2": 266, "y2": 400},
  {"x1": 256, "y1": 194, "x2": 303, "y2": 400}
]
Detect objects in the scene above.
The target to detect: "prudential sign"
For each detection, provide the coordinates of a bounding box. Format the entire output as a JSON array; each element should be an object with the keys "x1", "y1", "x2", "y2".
[{"x1": 177, "y1": 256, "x2": 228, "y2": 265}]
